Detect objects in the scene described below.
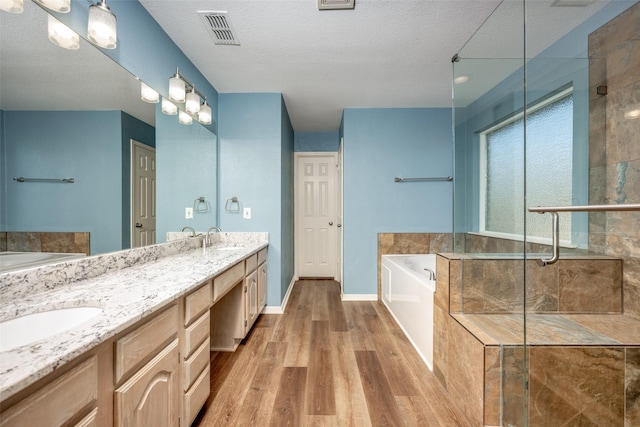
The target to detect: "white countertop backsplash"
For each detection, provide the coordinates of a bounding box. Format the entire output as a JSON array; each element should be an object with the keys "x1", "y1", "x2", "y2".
[{"x1": 0, "y1": 232, "x2": 268, "y2": 400}]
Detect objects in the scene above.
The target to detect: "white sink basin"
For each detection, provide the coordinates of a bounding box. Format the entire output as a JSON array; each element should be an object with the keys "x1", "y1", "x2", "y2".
[{"x1": 0, "y1": 307, "x2": 102, "y2": 352}]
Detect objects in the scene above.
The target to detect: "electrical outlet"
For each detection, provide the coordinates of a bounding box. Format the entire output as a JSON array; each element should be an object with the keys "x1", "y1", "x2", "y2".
[
  {"x1": 185, "y1": 207, "x2": 193, "y2": 219},
  {"x1": 243, "y1": 207, "x2": 251, "y2": 219}
]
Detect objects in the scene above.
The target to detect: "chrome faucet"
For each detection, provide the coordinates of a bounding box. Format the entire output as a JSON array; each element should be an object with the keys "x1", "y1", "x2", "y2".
[
  {"x1": 204, "y1": 226, "x2": 221, "y2": 247},
  {"x1": 424, "y1": 268, "x2": 436, "y2": 281},
  {"x1": 180, "y1": 226, "x2": 196, "y2": 237}
]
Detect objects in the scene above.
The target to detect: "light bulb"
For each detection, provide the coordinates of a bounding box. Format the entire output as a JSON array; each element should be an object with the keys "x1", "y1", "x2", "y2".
[
  {"x1": 161, "y1": 97, "x2": 178, "y2": 115},
  {"x1": 185, "y1": 90, "x2": 201, "y2": 114},
  {"x1": 48, "y1": 14, "x2": 79, "y2": 50},
  {"x1": 87, "y1": 1, "x2": 117, "y2": 49},
  {"x1": 178, "y1": 110, "x2": 193, "y2": 125},
  {"x1": 140, "y1": 82, "x2": 159, "y2": 103},
  {"x1": 0, "y1": 0, "x2": 24, "y2": 13},
  {"x1": 34, "y1": 0, "x2": 70, "y2": 13},
  {"x1": 198, "y1": 101, "x2": 212, "y2": 125}
]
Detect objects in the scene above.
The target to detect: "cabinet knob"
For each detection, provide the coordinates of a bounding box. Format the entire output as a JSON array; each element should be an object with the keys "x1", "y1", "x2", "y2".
[
  {"x1": 135, "y1": 223, "x2": 143, "y2": 228},
  {"x1": 329, "y1": 221, "x2": 334, "y2": 226}
]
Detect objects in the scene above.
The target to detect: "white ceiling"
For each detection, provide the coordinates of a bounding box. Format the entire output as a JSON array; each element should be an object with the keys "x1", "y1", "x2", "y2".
[{"x1": 138, "y1": 0, "x2": 611, "y2": 132}]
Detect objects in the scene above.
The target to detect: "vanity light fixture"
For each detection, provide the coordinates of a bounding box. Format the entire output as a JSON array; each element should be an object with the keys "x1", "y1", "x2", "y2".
[
  {"x1": 169, "y1": 70, "x2": 186, "y2": 103},
  {"x1": 198, "y1": 100, "x2": 212, "y2": 125},
  {"x1": 48, "y1": 15, "x2": 79, "y2": 50},
  {"x1": 140, "y1": 82, "x2": 159, "y2": 103},
  {"x1": 178, "y1": 110, "x2": 193, "y2": 125},
  {"x1": 87, "y1": 0, "x2": 117, "y2": 50},
  {"x1": 0, "y1": 0, "x2": 24, "y2": 13},
  {"x1": 185, "y1": 87, "x2": 201, "y2": 114},
  {"x1": 161, "y1": 97, "x2": 178, "y2": 115},
  {"x1": 34, "y1": 0, "x2": 70, "y2": 13}
]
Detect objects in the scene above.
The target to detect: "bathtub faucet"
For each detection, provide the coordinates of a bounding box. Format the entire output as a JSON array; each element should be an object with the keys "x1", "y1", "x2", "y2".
[{"x1": 424, "y1": 268, "x2": 436, "y2": 281}]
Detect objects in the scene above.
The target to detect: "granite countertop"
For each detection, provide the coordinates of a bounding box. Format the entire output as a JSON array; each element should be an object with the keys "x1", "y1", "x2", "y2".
[{"x1": 0, "y1": 233, "x2": 268, "y2": 401}]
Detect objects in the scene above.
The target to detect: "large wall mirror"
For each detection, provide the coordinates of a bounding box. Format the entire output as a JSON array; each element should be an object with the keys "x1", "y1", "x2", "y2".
[{"x1": 0, "y1": 1, "x2": 217, "y2": 257}]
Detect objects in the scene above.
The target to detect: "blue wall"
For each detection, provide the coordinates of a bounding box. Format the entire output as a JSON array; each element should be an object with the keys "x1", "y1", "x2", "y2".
[
  {"x1": 156, "y1": 106, "x2": 217, "y2": 239},
  {"x1": 342, "y1": 108, "x2": 453, "y2": 295},
  {"x1": 294, "y1": 131, "x2": 340, "y2": 152},
  {"x1": 2, "y1": 111, "x2": 155, "y2": 254},
  {"x1": 218, "y1": 93, "x2": 295, "y2": 306}
]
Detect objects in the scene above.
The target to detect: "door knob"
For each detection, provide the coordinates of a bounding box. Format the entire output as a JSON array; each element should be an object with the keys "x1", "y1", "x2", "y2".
[
  {"x1": 329, "y1": 221, "x2": 334, "y2": 226},
  {"x1": 135, "y1": 223, "x2": 143, "y2": 228}
]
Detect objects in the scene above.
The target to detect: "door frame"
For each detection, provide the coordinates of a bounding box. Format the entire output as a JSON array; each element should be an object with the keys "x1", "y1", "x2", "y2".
[
  {"x1": 294, "y1": 151, "x2": 343, "y2": 289},
  {"x1": 130, "y1": 140, "x2": 156, "y2": 248}
]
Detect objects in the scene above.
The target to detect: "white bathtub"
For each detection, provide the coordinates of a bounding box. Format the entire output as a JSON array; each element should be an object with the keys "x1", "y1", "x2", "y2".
[
  {"x1": 382, "y1": 254, "x2": 436, "y2": 371},
  {"x1": 0, "y1": 252, "x2": 86, "y2": 273}
]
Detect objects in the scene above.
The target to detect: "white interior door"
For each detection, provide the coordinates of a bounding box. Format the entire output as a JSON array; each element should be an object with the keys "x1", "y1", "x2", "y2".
[
  {"x1": 132, "y1": 140, "x2": 156, "y2": 248},
  {"x1": 295, "y1": 153, "x2": 339, "y2": 278}
]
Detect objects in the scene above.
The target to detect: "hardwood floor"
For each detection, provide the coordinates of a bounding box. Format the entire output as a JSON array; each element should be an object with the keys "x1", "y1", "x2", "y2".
[{"x1": 193, "y1": 280, "x2": 472, "y2": 427}]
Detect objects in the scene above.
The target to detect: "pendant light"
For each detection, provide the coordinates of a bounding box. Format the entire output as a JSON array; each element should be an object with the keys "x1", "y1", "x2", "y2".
[
  {"x1": 178, "y1": 110, "x2": 193, "y2": 125},
  {"x1": 140, "y1": 82, "x2": 159, "y2": 103},
  {"x1": 48, "y1": 15, "x2": 79, "y2": 50},
  {"x1": 169, "y1": 70, "x2": 186, "y2": 103},
  {"x1": 185, "y1": 87, "x2": 201, "y2": 114},
  {"x1": 34, "y1": 0, "x2": 70, "y2": 13},
  {"x1": 0, "y1": 0, "x2": 24, "y2": 13},
  {"x1": 161, "y1": 97, "x2": 178, "y2": 115},
  {"x1": 198, "y1": 100, "x2": 212, "y2": 125},
  {"x1": 87, "y1": 0, "x2": 117, "y2": 50}
]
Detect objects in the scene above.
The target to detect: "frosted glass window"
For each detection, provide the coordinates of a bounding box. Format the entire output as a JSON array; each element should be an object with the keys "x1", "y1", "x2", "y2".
[{"x1": 482, "y1": 91, "x2": 573, "y2": 242}]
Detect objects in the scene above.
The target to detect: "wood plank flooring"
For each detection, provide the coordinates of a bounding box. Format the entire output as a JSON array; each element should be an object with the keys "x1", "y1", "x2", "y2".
[{"x1": 193, "y1": 280, "x2": 472, "y2": 427}]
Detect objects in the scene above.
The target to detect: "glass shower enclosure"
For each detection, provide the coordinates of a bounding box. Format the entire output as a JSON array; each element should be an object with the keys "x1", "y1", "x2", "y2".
[{"x1": 448, "y1": 1, "x2": 639, "y2": 425}]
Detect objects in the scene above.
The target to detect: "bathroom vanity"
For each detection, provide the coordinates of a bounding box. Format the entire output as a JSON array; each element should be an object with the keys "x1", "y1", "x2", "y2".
[{"x1": 0, "y1": 233, "x2": 268, "y2": 426}]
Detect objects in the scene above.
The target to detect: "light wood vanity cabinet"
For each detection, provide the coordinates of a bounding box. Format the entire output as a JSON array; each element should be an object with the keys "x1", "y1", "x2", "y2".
[{"x1": 257, "y1": 248, "x2": 268, "y2": 314}]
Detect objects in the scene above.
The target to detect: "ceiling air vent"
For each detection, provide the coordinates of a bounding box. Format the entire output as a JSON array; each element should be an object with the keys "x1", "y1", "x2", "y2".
[
  {"x1": 198, "y1": 11, "x2": 240, "y2": 46},
  {"x1": 318, "y1": 0, "x2": 355, "y2": 10}
]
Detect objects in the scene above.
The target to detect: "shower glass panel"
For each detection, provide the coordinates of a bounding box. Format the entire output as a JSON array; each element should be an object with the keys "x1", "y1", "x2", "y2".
[{"x1": 452, "y1": 1, "x2": 640, "y2": 425}]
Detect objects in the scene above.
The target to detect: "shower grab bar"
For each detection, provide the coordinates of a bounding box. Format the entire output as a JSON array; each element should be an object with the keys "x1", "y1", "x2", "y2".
[
  {"x1": 13, "y1": 177, "x2": 75, "y2": 183},
  {"x1": 528, "y1": 204, "x2": 640, "y2": 266},
  {"x1": 394, "y1": 176, "x2": 453, "y2": 182}
]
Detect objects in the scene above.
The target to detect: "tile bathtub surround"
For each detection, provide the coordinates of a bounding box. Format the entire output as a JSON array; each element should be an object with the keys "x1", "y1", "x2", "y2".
[
  {"x1": 0, "y1": 235, "x2": 268, "y2": 400},
  {"x1": 5, "y1": 231, "x2": 90, "y2": 255}
]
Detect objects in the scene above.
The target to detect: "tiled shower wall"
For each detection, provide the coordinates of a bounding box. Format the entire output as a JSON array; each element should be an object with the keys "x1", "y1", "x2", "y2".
[
  {"x1": 1, "y1": 232, "x2": 90, "y2": 255},
  {"x1": 589, "y1": 2, "x2": 640, "y2": 318}
]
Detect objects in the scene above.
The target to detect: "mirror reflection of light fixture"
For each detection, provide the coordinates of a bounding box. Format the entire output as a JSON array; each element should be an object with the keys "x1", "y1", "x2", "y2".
[
  {"x1": 185, "y1": 88, "x2": 201, "y2": 114},
  {"x1": 161, "y1": 97, "x2": 178, "y2": 115},
  {"x1": 47, "y1": 15, "x2": 79, "y2": 50},
  {"x1": 198, "y1": 100, "x2": 212, "y2": 125},
  {"x1": 87, "y1": 0, "x2": 117, "y2": 50},
  {"x1": 0, "y1": 0, "x2": 24, "y2": 13},
  {"x1": 140, "y1": 82, "x2": 159, "y2": 103},
  {"x1": 34, "y1": 0, "x2": 70, "y2": 13},
  {"x1": 178, "y1": 110, "x2": 193, "y2": 125},
  {"x1": 169, "y1": 70, "x2": 186, "y2": 103}
]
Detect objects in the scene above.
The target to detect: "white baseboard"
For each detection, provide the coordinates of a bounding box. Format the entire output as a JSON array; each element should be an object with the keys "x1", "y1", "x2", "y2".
[
  {"x1": 262, "y1": 276, "x2": 296, "y2": 314},
  {"x1": 341, "y1": 294, "x2": 378, "y2": 301}
]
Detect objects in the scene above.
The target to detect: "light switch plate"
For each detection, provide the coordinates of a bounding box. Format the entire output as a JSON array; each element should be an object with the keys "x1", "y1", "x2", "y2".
[
  {"x1": 185, "y1": 207, "x2": 193, "y2": 219},
  {"x1": 243, "y1": 207, "x2": 251, "y2": 219}
]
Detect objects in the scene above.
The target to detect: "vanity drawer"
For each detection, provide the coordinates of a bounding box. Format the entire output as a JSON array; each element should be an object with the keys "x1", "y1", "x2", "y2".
[
  {"x1": 115, "y1": 304, "x2": 178, "y2": 383},
  {"x1": 184, "y1": 338, "x2": 210, "y2": 391},
  {"x1": 184, "y1": 281, "x2": 212, "y2": 326},
  {"x1": 184, "y1": 366, "x2": 210, "y2": 427},
  {"x1": 0, "y1": 356, "x2": 97, "y2": 427},
  {"x1": 213, "y1": 262, "x2": 244, "y2": 302},
  {"x1": 257, "y1": 247, "x2": 267, "y2": 265},
  {"x1": 183, "y1": 311, "x2": 210, "y2": 359},
  {"x1": 245, "y1": 253, "x2": 258, "y2": 274},
  {"x1": 74, "y1": 408, "x2": 98, "y2": 427}
]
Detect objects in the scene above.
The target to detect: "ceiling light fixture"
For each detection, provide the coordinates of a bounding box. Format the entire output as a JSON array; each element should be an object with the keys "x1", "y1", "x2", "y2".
[
  {"x1": 198, "y1": 100, "x2": 212, "y2": 125},
  {"x1": 161, "y1": 97, "x2": 178, "y2": 115},
  {"x1": 0, "y1": 0, "x2": 24, "y2": 13},
  {"x1": 178, "y1": 110, "x2": 193, "y2": 125},
  {"x1": 87, "y1": 0, "x2": 117, "y2": 50},
  {"x1": 34, "y1": 0, "x2": 70, "y2": 13},
  {"x1": 140, "y1": 82, "x2": 159, "y2": 103},
  {"x1": 48, "y1": 14, "x2": 79, "y2": 50}
]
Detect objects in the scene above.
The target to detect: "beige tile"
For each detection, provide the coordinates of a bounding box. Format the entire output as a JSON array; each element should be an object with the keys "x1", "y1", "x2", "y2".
[
  {"x1": 526, "y1": 260, "x2": 559, "y2": 312},
  {"x1": 483, "y1": 346, "x2": 501, "y2": 426},
  {"x1": 501, "y1": 346, "x2": 526, "y2": 427},
  {"x1": 450, "y1": 260, "x2": 462, "y2": 313},
  {"x1": 435, "y1": 255, "x2": 450, "y2": 311},
  {"x1": 563, "y1": 314, "x2": 640, "y2": 345},
  {"x1": 482, "y1": 260, "x2": 524, "y2": 313},
  {"x1": 627, "y1": 347, "x2": 640, "y2": 427},
  {"x1": 461, "y1": 260, "x2": 484, "y2": 313},
  {"x1": 528, "y1": 347, "x2": 625, "y2": 426},
  {"x1": 558, "y1": 259, "x2": 622, "y2": 313},
  {"x1": 432, "y1": 306, "x2": 449, "y2": 390}
]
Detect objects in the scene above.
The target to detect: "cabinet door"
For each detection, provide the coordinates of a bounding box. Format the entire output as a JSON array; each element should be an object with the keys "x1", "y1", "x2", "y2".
[
  {"x1": 114, "y1": 340, "x2": 179, "y2": 427},
  {"x1": 258, "y1": 262, "x2": 268, "y2": 311},
  {"x1": 245, "y1": 270, "x2": 258, "y2": 334}
]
